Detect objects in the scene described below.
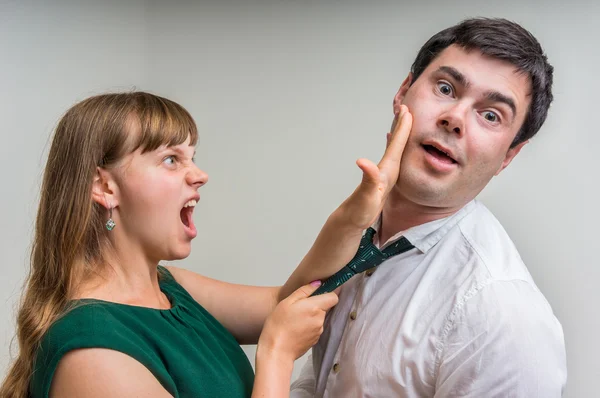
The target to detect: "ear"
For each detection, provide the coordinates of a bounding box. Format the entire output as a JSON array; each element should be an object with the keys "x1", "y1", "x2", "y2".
[
  {"x1": 495, "y1": 140, "x2": 528, "y2": 176},
  {"x1": 91, "y1": 167, "x2": 119, "y2": 209},
  {"x1": 389, "y1": 73, "x2": 413, "y2": 137},
  {"x1": 392, "y1": 73, "x2": 413, "y2": 115}
]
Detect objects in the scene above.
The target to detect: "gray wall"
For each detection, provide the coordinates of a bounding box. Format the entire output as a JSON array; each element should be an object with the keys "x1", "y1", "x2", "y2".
[
  {"x1": 1, "y1": 1, "x2": 597, "y2": 396},
  {"x1": 1, "y1": 0, "x2": 149, "y2": 382}
]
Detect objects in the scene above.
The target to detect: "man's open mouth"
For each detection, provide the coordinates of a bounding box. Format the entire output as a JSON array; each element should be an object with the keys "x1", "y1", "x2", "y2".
[{"x1": 422, "y1": 144, "x2": 457, "y2": 164}]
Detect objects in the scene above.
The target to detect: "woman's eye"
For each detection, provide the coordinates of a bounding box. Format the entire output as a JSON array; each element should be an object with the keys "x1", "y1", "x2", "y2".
[
  {"x1": 437, "y1": 82, "x2": 454, "y2": 96},
  {"x1": 482, "y1": 111, "x2": 499, "y2": 123},
  {"x1": 163, "y1": 155, "x2": 177, "y2": 165}
]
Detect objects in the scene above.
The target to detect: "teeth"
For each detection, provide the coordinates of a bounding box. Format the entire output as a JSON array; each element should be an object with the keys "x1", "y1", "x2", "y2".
[
  {"x1": 184, "y1": 199, "x2": 197, "y2": 208},
  {"x1": 435, "y1": 147, "x2": 451, "y2": 158}
]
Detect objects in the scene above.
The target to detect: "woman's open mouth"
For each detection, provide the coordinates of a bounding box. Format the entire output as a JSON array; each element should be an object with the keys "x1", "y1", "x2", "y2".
[{"x1": 180, "y1": 199, "x2": 197, "y2": 238}]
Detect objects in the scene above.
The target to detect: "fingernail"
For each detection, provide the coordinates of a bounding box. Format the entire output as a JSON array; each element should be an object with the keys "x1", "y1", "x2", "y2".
[{"x1": 310, "y1": 280, "x2": 322, "y2": 287}]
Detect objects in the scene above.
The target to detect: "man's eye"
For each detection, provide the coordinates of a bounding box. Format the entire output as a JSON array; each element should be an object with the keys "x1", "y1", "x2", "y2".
[
  {"x1": 483, "y1": 111, "x2": 499, "y2": 123},
  {"x1": 437, "y1": 82, "x2": 454, "y2": 96}
]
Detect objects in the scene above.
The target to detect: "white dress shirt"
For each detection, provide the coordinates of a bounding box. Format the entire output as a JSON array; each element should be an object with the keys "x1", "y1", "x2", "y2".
[{"x1": 291, "y1": 200, "x2": 567, "y2": 397}]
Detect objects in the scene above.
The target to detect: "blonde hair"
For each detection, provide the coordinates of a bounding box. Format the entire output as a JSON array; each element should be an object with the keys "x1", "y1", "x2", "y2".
[{"x1": 0, "y1": 92, "x2": 198, "y2": 397}]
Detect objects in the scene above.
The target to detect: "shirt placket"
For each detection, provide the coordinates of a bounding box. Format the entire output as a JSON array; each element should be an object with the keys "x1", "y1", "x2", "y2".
[{"x1": 325, "y1": 270, "x2": 375, "y2": 394}]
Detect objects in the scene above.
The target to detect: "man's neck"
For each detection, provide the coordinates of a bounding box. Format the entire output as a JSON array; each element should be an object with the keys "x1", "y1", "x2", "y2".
[{"x1": 379, "y1": 188, "x2": 463, "y2": 245}]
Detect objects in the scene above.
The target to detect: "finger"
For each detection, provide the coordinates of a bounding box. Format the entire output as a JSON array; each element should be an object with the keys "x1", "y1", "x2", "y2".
[
  {"x1": 286, "y1": 281, "x2": 324, "y2": 303},
  {"x1": 380, "y1": 106, "x2": 411, "y2": 165},
  {"x1": 304, "y1": 291, "x2": 339, "y2": 311},
  {"x1": 378, "y1": 106, "x2": 413, "y2": 168},
  {"x1": 389, "y1": 112, "x2": 399, "y2": 138},
  {"x1": 356, "y1": 158, "x2": 380, "y2": 189}
]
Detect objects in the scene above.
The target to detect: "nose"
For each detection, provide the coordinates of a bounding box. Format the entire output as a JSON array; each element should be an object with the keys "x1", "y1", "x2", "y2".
[
  {"x1": 187, "y1": 164, "x2": 209, "y2": 188},
  {"x1": 437, "y1": 104, "x2": 466, "y2": 136}
]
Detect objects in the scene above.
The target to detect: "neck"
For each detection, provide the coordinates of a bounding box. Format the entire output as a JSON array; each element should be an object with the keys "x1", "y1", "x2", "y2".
[
  {"x1": 75, "y1": 237, "x2": 170, "y2": 309},
  {"x1": 379, "y1": 187, "x2": 463, "y2": 244}
]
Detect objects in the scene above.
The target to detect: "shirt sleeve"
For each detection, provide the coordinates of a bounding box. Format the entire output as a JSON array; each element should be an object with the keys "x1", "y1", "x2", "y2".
[
  {"x1": 290, "y1": 353, "x2": 317, "y2": 397},
  {"x1": 434, "y1": 280, "x2": 567, "y2": 398}
]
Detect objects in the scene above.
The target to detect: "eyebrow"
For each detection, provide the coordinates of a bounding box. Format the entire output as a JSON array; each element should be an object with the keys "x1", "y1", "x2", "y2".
[
  {"x1": 169, "y1": 146, "x2": 196, "y2": 158},
  {"x1": 437, "y1": 66, "x2": 470, "y2": 88},
  {"x1": 435, "y1": 66, "x2": 517, "y2": 120},
  {"x1": 483, "y1": 91, "x2": 517, "y2": 121}
]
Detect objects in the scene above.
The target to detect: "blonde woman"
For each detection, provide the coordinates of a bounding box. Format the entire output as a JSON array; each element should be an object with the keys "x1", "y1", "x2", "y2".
[{"x1": 1, "y1": 92, "x2": 412, "y2": 397}]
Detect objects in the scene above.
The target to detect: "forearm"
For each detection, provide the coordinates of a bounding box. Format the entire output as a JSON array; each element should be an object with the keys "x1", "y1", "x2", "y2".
[
  {"x1": 279, "y1": 208, "x2": 364, "y2": 301},
  {"x1": 251, "y1": 346, "x2": 294, "y2": 398},
  {"x1": 229, "y1": 285, "x2": 281, "y2": 344},
  {"x1": 167, "y1": 266, "x2": 281, "y2": 345}
]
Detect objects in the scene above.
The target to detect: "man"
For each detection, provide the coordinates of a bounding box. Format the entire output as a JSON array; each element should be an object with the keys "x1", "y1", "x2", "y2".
[{"x1": 291, "y1": 18, "x2": 567, "y2": 397}]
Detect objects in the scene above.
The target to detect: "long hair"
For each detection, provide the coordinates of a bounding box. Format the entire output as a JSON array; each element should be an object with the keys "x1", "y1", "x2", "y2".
[{"x1": 0, "y1": 92, "x2": 198, "y2": 397}]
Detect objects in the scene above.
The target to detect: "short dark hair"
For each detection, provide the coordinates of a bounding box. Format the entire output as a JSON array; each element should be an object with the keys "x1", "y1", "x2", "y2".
[{"x1": 410, "y1": 18, "x2": 553, "y2": 147}]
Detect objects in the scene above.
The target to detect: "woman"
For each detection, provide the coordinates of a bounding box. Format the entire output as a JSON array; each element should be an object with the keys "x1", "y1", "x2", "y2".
[{"x1": 1, "y1": 92, "x2": 412, "y2": 397}]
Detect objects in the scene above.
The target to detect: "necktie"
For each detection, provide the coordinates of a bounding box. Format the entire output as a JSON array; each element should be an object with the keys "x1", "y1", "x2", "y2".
[{"x1": 311, "y1": 227, "x2": 414, "y2": 296}]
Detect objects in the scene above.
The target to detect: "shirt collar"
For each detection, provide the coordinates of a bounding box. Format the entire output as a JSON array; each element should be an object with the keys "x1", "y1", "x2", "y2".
[{"x1": 371, "y1": 200, "x2": 479, "y2": 253}]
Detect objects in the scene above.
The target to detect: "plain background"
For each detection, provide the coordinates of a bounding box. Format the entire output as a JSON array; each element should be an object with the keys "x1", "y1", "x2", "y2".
[{"x1": 1, "y1": 1, "x2": 598, "y2": 396}]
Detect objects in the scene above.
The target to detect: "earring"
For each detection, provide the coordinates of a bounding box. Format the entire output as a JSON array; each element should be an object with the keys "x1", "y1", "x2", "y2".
[{"x1": 105, "y1": 206, "x2": 116, "y2": 231}]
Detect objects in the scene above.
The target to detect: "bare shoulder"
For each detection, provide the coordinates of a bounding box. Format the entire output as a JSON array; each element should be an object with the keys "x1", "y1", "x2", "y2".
[
  {"x1": 164, "y1": 265, "x2": 200, "y2": 282},
  {"x1": 50, "y1": 348, "x2": 172, "y2": 397},
  {"x1": 164, "y1": 265, "x2": 224, "y2": 298}
]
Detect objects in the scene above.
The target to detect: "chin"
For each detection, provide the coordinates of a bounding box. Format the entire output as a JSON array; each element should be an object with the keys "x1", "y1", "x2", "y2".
[
  {"x1": 403, "y1": 183, "x2": 475, "y2": 211},
  {"x1": 164, "y1": 245, "x2": 192, "y2": 261},
  {"x1": 175, "y1": 250, "x2": 192, "y2": 260},
  {"x1": 398, "y1": 166, "x2": 482, "y2": 210},
  {"x1": 407, "y1": 191, "x2": 449, "y2": 208},
  {"x1": 398, "y1": 174, "x2": 454, "y2": 207}
]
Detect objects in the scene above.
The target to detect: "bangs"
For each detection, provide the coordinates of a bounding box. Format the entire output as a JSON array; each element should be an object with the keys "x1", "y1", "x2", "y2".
[{"x1": 131, "y1": 93, "x2": 198, "y2": 153}]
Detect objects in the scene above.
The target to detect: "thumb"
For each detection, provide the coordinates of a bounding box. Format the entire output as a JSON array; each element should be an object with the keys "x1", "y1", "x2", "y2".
[
  {"x1": 356, "y1": 158, "x2": 380, "y2": 191},
  {"x1": 286, "y1": 280, "x2": 323, "y2": 303}
]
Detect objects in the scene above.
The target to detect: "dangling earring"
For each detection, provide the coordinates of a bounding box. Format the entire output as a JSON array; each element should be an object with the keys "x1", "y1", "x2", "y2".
[{"x1": 105, "y1": 206, "x2": 116, "y2": 231}]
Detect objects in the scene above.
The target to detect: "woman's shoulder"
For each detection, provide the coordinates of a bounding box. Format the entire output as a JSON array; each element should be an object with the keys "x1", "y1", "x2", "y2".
[
  {"x1": 36, "y1": 301, "x2": 146, "y2": 368},
  {"x1": 31, "y1": 303, "x2": 135, "y2": 397},
  {"x1": 42, "y1": 302, "x2": 120, "y2": 346}
]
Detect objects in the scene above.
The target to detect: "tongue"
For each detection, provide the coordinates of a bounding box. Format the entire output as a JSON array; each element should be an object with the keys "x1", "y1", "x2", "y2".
[
  {"x1": 425, "y1": 145, "x2": 454, "y2": 164},
  {"x1": 180, "y1": 207, "x2": 193, "y2": 229}
]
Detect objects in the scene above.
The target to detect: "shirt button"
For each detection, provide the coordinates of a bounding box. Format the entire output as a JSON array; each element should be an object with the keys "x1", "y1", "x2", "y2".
[
  {"x1": 365, "y1": 268, "x2": 375, "y2": 277},
  {"x1": 349, "y1": 310, "x2": 357, "y2": 320},
  {"x1": 333, "y1": 363, "x2": 341, "y2": 373}
]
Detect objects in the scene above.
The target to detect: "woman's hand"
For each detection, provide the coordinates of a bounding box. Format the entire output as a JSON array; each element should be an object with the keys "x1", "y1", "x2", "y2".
[
  {"x1": 335, "y1": 104, "x2": 413, "y2": 229},
  {"x1": 252, "y1": 282, "x2": 337, "y2": 398},
  {"x1": 279, "y1": 106, "x2": 413, "y2": 301},
  {"x1": 257, "y1": 281, "x2": 338, "y2": 364}
]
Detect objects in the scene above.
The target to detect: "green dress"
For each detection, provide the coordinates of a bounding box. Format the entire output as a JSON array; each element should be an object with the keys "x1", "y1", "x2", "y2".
[{"x1": 30, "y1": 266, "x2": 255, "y2": 397}]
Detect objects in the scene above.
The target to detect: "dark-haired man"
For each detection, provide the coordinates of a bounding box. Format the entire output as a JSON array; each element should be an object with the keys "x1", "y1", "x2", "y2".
[{"x1": 291, "y1": 18, "x2": 566, "y2": 397}]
